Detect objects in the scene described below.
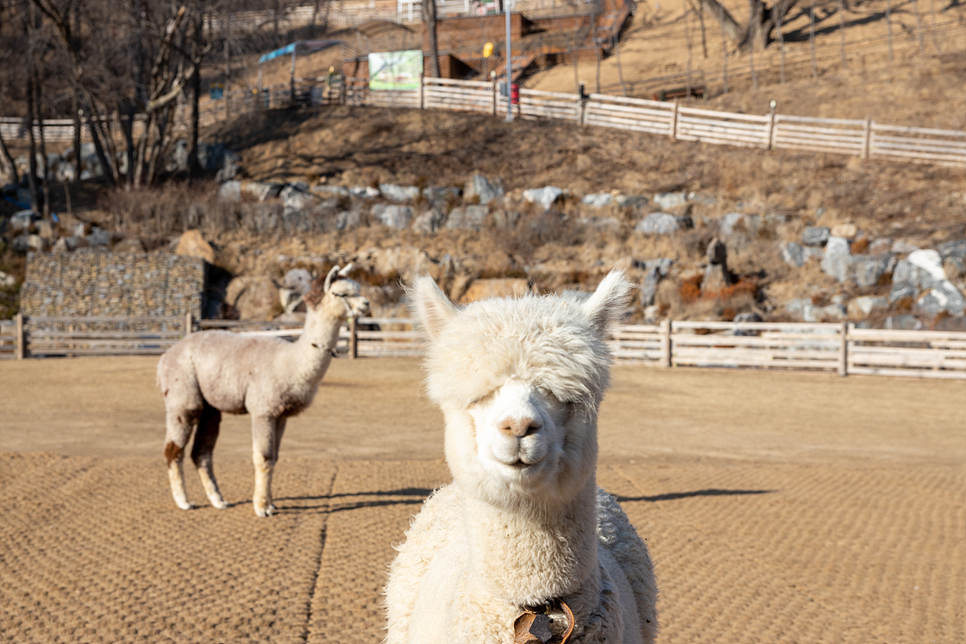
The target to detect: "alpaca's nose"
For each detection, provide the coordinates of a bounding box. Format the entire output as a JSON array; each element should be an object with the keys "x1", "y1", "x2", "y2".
[{"x1": 499, "y1": 415, "x2": 543, "y2": 438}]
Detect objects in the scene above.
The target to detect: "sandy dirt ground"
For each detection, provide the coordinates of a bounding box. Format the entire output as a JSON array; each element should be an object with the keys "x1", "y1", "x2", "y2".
[{"x1": 0, "y1": 356, "x2": 964, "y2": 643}]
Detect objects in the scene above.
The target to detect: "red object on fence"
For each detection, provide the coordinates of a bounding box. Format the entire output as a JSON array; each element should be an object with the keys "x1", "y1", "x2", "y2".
[{"x1": 510, "y1": 83, "x2": 519, "y2": 105}]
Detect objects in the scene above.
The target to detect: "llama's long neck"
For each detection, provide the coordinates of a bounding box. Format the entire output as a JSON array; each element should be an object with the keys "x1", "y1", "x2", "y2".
[
  {"x1": 459, "y1": 477, "x2": 600, "y2": 608},
  {"x1": 289, "y1": 301, "x2": 345, "y2": 386}
]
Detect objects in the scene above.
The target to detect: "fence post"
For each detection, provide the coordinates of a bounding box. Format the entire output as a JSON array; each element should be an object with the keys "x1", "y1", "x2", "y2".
[
  {"x1": 862, "y1": 116, "x2": 872, "y2": 159},
  {"x1": 838, "y1": 322, "x2": 849, "y2": 377},
  {"x1": 15, "y1": 312, "x2": 24, "y2": 360},
  {"x1": 661, "y1": 319, "x2": 672, "y2": 368},
  {"x1": 349, "y1": 316, "x2": 358, "y2": 359},
  {"x1": 419, "y1": 74, "x2": 425, "y2": 110},
  {"x1": 767, "y1": 100, "x2": 777, "y2": 149},
  {"x1": 492, "y1": 78, "x2": 498, "y2": 116},
  {"x1": 670, "y1": 102, "x2": 680, "y2": 140},
  {"x1": 184, "y1": 313, "x2": 193, "y2": 337}
]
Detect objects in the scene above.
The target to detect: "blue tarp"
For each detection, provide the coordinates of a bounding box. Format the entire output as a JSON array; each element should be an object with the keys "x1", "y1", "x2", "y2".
[{"x1": 258, "y1": 40, "x2": 341, "y2": 65}]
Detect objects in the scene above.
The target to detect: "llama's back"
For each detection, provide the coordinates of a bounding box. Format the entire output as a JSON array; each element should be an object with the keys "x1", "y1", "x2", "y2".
[{"x1": 596, "y1": 489, "x2": 659, "y2": 644}]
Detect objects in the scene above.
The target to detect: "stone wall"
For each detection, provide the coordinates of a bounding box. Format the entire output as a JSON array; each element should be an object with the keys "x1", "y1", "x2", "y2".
[{"x1": 20, "y1": 252, "x2": 204, "y2": 319}]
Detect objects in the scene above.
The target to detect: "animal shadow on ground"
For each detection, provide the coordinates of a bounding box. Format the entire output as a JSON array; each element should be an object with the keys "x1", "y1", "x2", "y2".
[
  {"x1": 616, "y1": 489, "x2": 773, "y2": 503},
  {"x1": 275, "y1": 487, "x2": 435, "y2": 513}
]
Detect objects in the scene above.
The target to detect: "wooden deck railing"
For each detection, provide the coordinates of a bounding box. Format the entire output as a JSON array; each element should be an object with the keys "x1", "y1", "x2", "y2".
[{"x1": 4, "y1": 314, "x2": 964, "y2": 380}]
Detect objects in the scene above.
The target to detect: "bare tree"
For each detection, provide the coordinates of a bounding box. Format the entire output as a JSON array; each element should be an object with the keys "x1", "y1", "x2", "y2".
[
  {"x1": 423, "y1": 0, "x2": 440, "y2": 77},
  {"x1": 694, "y1": 0, "x2": 800, "y2": 51}
]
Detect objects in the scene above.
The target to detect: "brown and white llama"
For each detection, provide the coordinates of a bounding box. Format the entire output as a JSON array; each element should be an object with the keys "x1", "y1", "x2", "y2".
[{"x1": 157, "y1": 264, "x2": 369, "y2": 517}]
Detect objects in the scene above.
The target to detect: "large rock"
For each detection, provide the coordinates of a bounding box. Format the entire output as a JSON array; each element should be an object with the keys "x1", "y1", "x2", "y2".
[
  {"x1": 581, "y1": 193, "x2": 614, "y2": 208},
  {"x1": 422, "y1": 186, "x2": 461, "y2": 204},
  {"x1": 821, "y1": 236, "x2": 851, "y2": 283},
  {"x1": 781, "y1": 241, "x2": 806, "y2": 268},
  {"x1": 802, "y1": 227, "x2": 830, "y2": 247},
  {"x1": 464, "y1": 174, "x2": 504, "y2": 205},
  {"x1": 215, "y1": 151, "x2": 241, "y2": 183},
  {"x1": 349, "y1": 186, "x2": 381, "y2": 200},
  {"x1": 279, "y1": 268, "x2": 313, "y2": 313},
  {"x1": 372, "y1": 204, "x2": 414, "y2": 229},
  {"x1": 459, "y1": 278, "x2": 530, "y2": 304},
  {"x1": 281, "y1": 185, "x2": 319, "y2": 216},
  {"x1": 638, "y1": 258, "x2": 673, "y2": 306},
  {"x1": 830, "y1": 223, "x2": 857, "y2": 240},
  {"x1": 635, "y1": 212, "x2": 693, "y2": 235},
  {"x1": 87, "y1": 227, "x2": 115, "y2": 248},
  {"x1": 614, "y1": 194, "x2": 648, "y2": 208},
  {"x1": 225, "y1": 275, "x2": 279, "y2": 320},
  {"x1": 9, "y1": 210, "x2": 39, "y2": 234},
  {"x1": 850, "y1": 253, "x2": 896, "y2": 288},
  {"x1": 12, "y1": 234, "x2": 44, "y2": 253},
  {"x1": 380, "y1": 184, "x2": 420, "y2": 202},
  {"x1": 217, "y1": 180, "x2": 242, "y2": 202},
  {"x1": 242, "y1": 181, "x2": 284, "y2": 202},
  {"x1": 413, "y1": 208, "x2": 447, "y2": 234},
  {"x1": 312, "y1": 185, "x2": 351, "y2": 199},
  {"x1": 916, "y1": 281, "x2": 966, "y2": 318},
  {"x1": 653, "y1": 191, "x2": 688, "y2": 210},
  {"x1": 707, "y1": 237, "x2": 727, "y2": 265},
  {"x1": 446, "y1": 205, "x2": 490, "y2": 231},
  {"x1": 175, "y1": 229, "x2": 215, "y2": 263},
  {"x1": 884, "y1": 315, "x2": 923, "y2": 331},
  {"x1": 523, "y1": 187, "x2": 563, "y2": 211},
  {"x1": 786, "y1": 299, "x2": 847, "y2": 322}
]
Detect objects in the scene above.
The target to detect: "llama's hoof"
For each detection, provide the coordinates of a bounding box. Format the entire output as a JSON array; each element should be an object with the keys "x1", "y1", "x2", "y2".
[
  {"x1": 254, "y1": 504, "x2": 275, "y2": 517},
  {"x1": 268, "y1": 502, "x2": 278, "y2": 513},
  {"x1": 176, "y1": 500, "x2": 196, "y2": 510},
  {"x1": 210, "y1": 498, "x2": 229, "y2": 510}
]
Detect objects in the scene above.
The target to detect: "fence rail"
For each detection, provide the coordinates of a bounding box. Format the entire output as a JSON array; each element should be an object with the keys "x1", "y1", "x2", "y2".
[{"x1": 4, "y1": 314, "x2": 964, "y2": 380}]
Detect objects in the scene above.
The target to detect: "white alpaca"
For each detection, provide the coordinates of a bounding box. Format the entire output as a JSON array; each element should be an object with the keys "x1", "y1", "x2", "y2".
[
  {"x1": 157, "y1": 265, "x2": 369, "y2": 517},
  {"x1": 385, "y1": 271, "x2": 658, "y2": 644}
]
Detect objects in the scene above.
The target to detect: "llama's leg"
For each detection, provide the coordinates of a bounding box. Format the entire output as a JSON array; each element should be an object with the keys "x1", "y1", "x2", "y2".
[
  {"x1": 191, "y1": 402, "x2": 228, "y2": 510},
  {"x1": 266, "y1": 417, "x2": 287, "y2": 513},
  {"x1": 164, "y1": 408, "x2": 200, "y2": 510},
  {"x1": 251, "y1": 415, "x2": 279, "y2": 517}
]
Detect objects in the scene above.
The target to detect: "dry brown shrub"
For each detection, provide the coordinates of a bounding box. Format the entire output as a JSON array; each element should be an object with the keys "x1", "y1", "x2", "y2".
[
  {"x1": 852, "y1": 237, "x2": 870, "y2": 254},
  {"x1": 101, "y1": 182, "x2": 240, "y2": 247}
]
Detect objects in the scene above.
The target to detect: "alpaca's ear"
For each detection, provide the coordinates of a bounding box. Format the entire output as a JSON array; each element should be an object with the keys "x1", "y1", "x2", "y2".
[
  {"x1": 323, "y1": 265, "x2": 340, "y2": 293},
  {"x1": 580, "y1": 270, "x2": 633, "y2": 335},
  {"x1": 411, "y1": 276, "x2": 458, "y2": 340},
  {"x1": 338, "y1": 263, "x2": 354, "y2": 277}
]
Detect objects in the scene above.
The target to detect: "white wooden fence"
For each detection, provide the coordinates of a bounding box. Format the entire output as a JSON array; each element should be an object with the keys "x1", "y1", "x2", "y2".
[
  {"x1": 5, "y1": 77, "x2": 964, "y2": 168},
  {"x1": 4, "y1": 314, "x2": 964, "y2": 380},
  {"x1": 410, "y1": 78, "x2": 966, "y2": 167}
]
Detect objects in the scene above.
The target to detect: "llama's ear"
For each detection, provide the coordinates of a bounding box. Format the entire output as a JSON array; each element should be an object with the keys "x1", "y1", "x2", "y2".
[
  {"x1": 580, "y1": 270, "x2": 633, "y2": 335},
  {"x1": 323, "y1": 265, "x2": 340, "y2": 293},
  {"x1": 411, "y1": 275, "x2": 458, "y2": 340},
  {"x1": 338, "y1": 263, "x2": 354, "y2": 277}
]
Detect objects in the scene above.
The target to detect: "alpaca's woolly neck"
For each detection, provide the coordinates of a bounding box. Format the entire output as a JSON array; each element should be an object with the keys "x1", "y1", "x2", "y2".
[{"x1": 457, "y1": 477, "x2": 601, "y2": 609}]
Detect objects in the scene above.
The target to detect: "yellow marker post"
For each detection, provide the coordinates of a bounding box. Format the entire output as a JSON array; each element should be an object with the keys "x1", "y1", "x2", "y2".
[{"x1": 483, "y1": 42, "x2": 493, "y2": 58}]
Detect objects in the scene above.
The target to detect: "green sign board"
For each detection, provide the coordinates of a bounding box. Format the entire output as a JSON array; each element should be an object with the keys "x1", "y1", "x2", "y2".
[{"x1": 368, "y1": 50, "x2": 423, "y2": 91}]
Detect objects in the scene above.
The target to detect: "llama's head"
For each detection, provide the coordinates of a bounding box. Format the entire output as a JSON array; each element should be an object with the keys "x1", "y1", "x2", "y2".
[
  {"x1": 305, "y1": 264, "x2": 370, "y2": 319},
  {"x1": 413, "y1": 271, "x2": 633, "y2": 508}
]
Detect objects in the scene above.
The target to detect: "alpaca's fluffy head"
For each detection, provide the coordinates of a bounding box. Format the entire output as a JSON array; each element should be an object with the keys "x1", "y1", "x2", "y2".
[
  {"x1": 305, "y1": 264, "x2": 369, "y2": 319},
  {"x1": 412, "y1": 271, "x2": 633, "y2": 507}
]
